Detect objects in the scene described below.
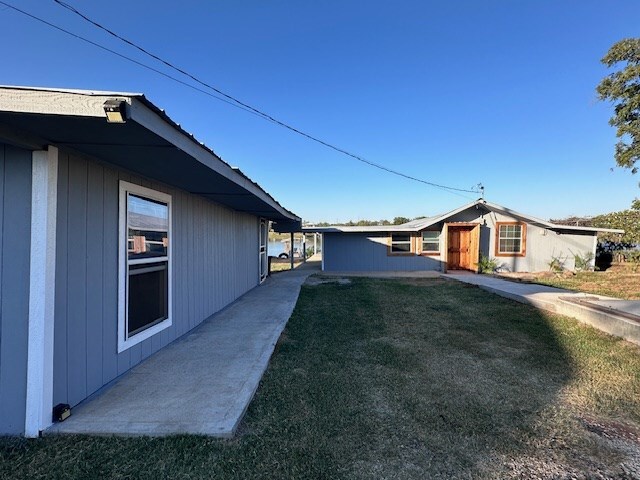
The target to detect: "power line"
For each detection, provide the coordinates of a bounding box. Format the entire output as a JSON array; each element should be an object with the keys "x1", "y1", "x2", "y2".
[
  {"x1": 51, "y1": 1, "x2": 480, "y2": 198},
  {"x1": 0, "y1": 2, "x2": 271, "y2": 121},
  {"x1": 3, "y1": 0, "x2": 480, "y2": 196}
]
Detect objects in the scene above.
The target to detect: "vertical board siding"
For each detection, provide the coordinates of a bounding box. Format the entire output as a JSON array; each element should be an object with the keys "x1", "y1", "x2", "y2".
[
  {"x1": 446, "y1": 210, "x2": 596, "y2": 272},
  {"x1": 53, "y1": 153, "x2": 261, "y2": 408},
  {"x1": 323, "y1": 233, "x2": 443, "y2": 272},
  {"x1": 53, "y1": 153, "x2": 69, "y2": 405},
  {"x1": 66, "y1": 157, "x2": 88, "y2": 406},
  {"x1": 0, "y1": 144, "x2": 33, "y2": 434},
  {"x1": 101, "y1": 168, "x2": 118, "y2": 384},
  {"x1": 323, "y1": 207, "x2": 598, "y2": 274},
  {"x1": 85, "y1": 162, "x2": 104, "y2": 396}
]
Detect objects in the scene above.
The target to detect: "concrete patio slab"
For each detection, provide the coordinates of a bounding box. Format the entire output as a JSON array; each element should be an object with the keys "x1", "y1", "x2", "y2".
[
  {"x1": 444, "y1": 273, "x2": 640, "y2": 346},
  {"x1": 46, "y1": 261, "x2": 319, "y2": 437}
]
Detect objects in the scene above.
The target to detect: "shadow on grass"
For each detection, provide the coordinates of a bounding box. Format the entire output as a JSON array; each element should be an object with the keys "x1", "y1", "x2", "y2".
[{"x1": 1, "y1": 277, "x2": 639, "y2": 479}]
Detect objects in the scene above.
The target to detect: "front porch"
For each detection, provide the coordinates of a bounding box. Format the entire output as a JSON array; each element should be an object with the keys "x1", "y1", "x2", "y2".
[{"x1": 46, "y1": 262, "x2": 319, "y2": 437}]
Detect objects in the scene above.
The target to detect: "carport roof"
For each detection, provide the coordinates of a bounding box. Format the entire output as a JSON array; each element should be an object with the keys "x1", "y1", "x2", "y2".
[{"x1": 0, "y1": 85, "x2": 300, "y2": 228}]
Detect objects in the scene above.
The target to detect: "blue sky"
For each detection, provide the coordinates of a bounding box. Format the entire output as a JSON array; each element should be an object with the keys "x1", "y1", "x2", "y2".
[{"x1": 2, "y1": 1, "x2": 639, "y2": 223}]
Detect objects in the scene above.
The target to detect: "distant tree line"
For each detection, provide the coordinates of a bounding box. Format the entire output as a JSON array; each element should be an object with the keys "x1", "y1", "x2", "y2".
[{"x1": 313, "y1": 216, "x2": 424, "y2": 227}]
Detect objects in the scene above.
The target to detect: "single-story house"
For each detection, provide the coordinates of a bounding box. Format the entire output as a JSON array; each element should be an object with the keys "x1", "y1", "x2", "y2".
[
  {"x1": 308, "y1": 199, "x2": 623, "y2": 273},
  {"x1": 0, "y1": 85, "x2": 300, "y2": 436}
]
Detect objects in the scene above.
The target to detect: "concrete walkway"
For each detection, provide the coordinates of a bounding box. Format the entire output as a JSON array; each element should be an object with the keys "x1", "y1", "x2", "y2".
[
  {"x1": 444, "y1": 273, "x2": 640, "y2": 346},
  {"x1": 47, "y1": 261, "x2": 319, "y2": 437}
]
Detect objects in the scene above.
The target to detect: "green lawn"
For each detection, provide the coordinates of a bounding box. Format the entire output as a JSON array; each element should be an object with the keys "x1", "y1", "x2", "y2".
[
  {"x1": 2, "y1": 277, "x2": 640, "y2": 479},
  {"x1": 531, "y1": 267, "x2": 640, "y2": 300}
]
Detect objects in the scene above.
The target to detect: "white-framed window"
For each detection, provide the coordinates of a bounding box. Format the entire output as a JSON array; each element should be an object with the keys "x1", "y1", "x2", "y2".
[
  {"x1": 259, "y1": 218, "x2": 268, "y2": 282},
  {"x1": 118, "y1": 181, "x2": 172, "y2": 353},
  {"x1": 390, "y1": 233, "x2": 412, "y2": 253},
  {"x1": 496, "y1": 222, "x2": 526, "y2": 256},
  {"x1": 421, "y1": 231, "x2": 440, "y2": 254}
]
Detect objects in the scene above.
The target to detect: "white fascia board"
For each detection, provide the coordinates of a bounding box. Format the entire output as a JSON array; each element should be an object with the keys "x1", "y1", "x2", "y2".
[
  {"x1": 0, "y1": 87, "x2": 125, "y2": 118},
  {"x1": 25, "y1": 146, "x2": 58, "y2": 437},
  {"x1": 0, "y1": 85, "x2": 143, "y2": 97}
]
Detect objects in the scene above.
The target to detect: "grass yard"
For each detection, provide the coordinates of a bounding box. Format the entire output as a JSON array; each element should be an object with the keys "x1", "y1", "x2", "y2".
[
  {"x1": 2, "y1": 277, "x2": 640, "y2": 479},
  {"x1": 269, "y1": 259, "x2": 304, "y2": 273},
  {"x1": 530, "y1": 265, "x2": 640, "y2": 300}
]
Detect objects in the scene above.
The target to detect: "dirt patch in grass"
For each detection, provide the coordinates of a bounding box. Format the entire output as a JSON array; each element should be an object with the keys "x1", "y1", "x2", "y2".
[
  {"x1": 2, "y1": 279, "x2": 640, "y2": 479},
  {"x1": 304, "y1": 276, "x2": 352, "y2": 286}
]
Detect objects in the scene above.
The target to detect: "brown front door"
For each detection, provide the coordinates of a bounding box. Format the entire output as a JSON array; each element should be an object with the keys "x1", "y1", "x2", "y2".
[{"x1": 447, "y1": 226, "x2": 474, "y2": 270}]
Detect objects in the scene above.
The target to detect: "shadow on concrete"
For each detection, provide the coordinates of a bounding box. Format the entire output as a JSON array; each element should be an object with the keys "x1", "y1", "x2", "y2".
[{"x1": 46, "y1": 265, "x2": 318, "y2": 437}]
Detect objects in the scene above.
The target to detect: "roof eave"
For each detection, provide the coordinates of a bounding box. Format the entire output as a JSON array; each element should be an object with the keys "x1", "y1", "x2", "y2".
[
  {"x1": 127, "y1": 97, "x2": 299, "y2": 222},
  {"x1": 0, "y1": 86, "x2": 299, "y2": 224}
]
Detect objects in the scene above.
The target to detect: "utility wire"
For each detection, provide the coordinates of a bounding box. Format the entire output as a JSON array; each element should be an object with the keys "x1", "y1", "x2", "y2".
[
  {"x1": 3, "y1": 0, "x2": 479, "y2": 196},
  {"x1": 51, "y1": 0, "x2": 480, "y2": 197},
  {"x1": 0, "y1": 1, "x2": 269, "y2": 120}
]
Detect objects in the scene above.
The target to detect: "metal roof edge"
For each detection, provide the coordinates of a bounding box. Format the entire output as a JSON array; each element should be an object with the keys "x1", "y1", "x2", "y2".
[
  {"x1": 304, "y1": 199, "x2": 624, "y2": 235},
  {"x1": 481, "y1": 201, "x2": 624, "y2": 234},
  {"x1": 302, "y1": 225, "x2": 416, "y2": 233},
  {"x1": 127, "y1": 95, "x2": 300, "y2": 223},
  {"x1": 0, "y1": 85, "x2": 300, "y2": 223}
]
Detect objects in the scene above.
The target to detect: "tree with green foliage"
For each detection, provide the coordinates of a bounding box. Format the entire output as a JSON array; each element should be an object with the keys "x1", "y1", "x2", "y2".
[
  {"x1": 591, "y1": 200, "x2": 640, "y2": 244},
  {"x1": 392, "y1": 216, "x2": 410, "y2": 225},
  {"x1": 597, "y1": 38, "x2": 640, "y2": 173}
]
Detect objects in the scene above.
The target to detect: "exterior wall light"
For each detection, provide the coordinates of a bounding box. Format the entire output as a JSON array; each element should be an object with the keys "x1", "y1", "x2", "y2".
[{"x1": 103, "y1": 99, "x2": 127, "y2": 123}]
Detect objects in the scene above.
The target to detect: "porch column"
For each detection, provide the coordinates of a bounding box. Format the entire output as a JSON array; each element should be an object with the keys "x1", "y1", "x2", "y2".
[
  {"x1": 25, "y1": 146, "x2": 58, "y2": 437},
  {"x1": 302, "y1": 234, "x2": 307, "y2": 263},
  {"x1": 290, "y1": 232, "x2": 294, "y2": 269}
]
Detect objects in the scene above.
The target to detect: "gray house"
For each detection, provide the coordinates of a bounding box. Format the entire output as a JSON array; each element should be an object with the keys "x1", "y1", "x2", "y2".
[
  {"x1": 310, "y1": 200, "x2": 622, "y2": 273},
  {"x1": 0, "y1": 86, "x2": 300, "y2": 436}
]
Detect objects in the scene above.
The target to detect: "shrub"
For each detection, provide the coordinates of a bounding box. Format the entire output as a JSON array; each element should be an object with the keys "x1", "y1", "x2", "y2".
[
  {"x1": 477, "y1": 254, "x2": 498, "y2": 274},
  {"x1": 548, "y1": 255, "x2": 565, "y2": 273},
  {"x1": 621, "y1": 250, "x2": 640, "y2": 263},
  {"x1": 574, "y1": 251, "x2": 595, "y2": 271}
]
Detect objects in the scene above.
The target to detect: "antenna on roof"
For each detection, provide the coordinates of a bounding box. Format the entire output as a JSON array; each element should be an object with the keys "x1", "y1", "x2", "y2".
[{"x1": 476, "y1": 183, "x2": 485, "y2": 199}]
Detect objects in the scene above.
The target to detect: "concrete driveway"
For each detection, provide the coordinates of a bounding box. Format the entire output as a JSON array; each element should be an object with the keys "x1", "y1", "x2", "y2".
[{"x1": 47, "y1": 261, "x2": 319, "y2": 437}]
